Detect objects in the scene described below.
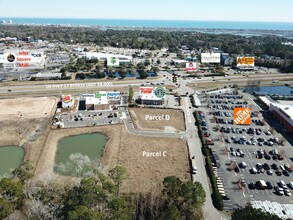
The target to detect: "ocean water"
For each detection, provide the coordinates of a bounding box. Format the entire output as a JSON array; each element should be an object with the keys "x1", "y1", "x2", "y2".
[{"x1": 2, "y1": 17, "x2": 293, "y2": 30}]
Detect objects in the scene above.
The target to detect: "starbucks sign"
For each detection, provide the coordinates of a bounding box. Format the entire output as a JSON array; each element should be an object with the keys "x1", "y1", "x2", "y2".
[
  {"x1": 154, "y1": 87, "x2": 166, "y2": 98},
  {"x1": 107, "y1": 57, "x2": 119, "y2": 67}
]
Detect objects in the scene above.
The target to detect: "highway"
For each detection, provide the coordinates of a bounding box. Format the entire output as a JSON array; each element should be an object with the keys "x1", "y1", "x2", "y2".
[{"x1": 1, "y1": 72, "x2": 292, "y2": 98}]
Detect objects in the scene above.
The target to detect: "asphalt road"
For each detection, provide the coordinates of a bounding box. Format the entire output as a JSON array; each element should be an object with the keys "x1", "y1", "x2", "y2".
[{"x1": 181, "y1": 96, "x2": 230, "y2": 220}]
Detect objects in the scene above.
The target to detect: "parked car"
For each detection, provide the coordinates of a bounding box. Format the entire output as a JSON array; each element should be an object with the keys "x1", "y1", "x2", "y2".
[
  {"x1": 263, "y1": 163, "x2": 270, "y2": 170},
  {"x1": 283, "y1": 170, "x2": 291, "y2": 177},
  {"x1": 191, "y1": 166, "x2": 197, "y2": 174},
  {"x1": 284, "y1": 189, "x2": 291, "y2": 196},
  {"x1": 266, "y1": 181, "x2": 273, "y2": 189},
  {"x1": 275, "y1": 186, "x2": 284, "y2": 195},
  {"x1": 222, "y1": 195, "x2": 230, "y2": 200},
  {"x1": 248, "y1": 183, "x2": 256, "y2": 189},
  {"x1": 239, "y1": 162, "x2": 247, "y2": 168},
  {"x1": 250, "y1": 168, "x2": 258, "y2": 174},
  {"x1": 271, "y1": 163, "x2": 278, "y2": 170},
  {"x1": 276, "y1": 170, "x2": 282, "y2": 176},
  {"x1": 289, "y1": 181, "x2": 293, "y2": 189}
]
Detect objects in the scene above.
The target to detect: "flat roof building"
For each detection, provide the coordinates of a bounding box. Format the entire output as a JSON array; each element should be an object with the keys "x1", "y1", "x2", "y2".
[
  {"x1": 269, "y1": 102, "x2": 293, "y2": 133},
  {"x1": 81, "y1": 52, "x2": 132, "y2": 62}
]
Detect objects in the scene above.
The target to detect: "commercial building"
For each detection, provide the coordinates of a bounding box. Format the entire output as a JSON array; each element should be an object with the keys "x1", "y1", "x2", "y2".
[
  {"x1": 220, "y1": 53, "x2": 234, "y2": 66},
  {"x1": 81, "y1": 52, "x2": 132, "y2": 63},
  {"x1": 85, "y1": 96, "x2": 110, "y2": 111},
  {"x1": 80, "y1": 91, "x2": 123, "y2": 111},
  {"x1": 269, "y1": 102, "x2": 293, "y2": 133},
  {"x1": 35, "y1": 72, "x2": 62, "y2": 80},
  {"x1": 138, "y1": 87, "x2": 166, "y2": 105}
]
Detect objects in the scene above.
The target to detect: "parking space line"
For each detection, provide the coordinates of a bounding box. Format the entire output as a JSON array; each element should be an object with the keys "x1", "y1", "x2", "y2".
[{"x1": 246, "y1": 150, "x2": 253, "y2": 159}]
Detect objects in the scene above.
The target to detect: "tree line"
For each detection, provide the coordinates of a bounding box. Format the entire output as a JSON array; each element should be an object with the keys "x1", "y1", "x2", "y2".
[
  {"x1": 1, "y1": 25, "x2": 293, "y2": 60},
  {"x1": 1, "y1": 161, "x2": 207, "y2": 220},
  {"x1": 1, "y1": 160, "x2": 284, "y2": 219}
]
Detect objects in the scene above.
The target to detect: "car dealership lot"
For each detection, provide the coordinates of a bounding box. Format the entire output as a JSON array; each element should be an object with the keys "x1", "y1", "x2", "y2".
[{"x1": 198, "y1": 90, "x2": 293, "y2": 209}]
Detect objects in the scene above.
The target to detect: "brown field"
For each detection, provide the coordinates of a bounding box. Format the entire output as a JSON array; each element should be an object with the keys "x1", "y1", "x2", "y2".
[
  {"x1": 130, "y1": 108, "x2": 185, "y2": 132},
  {"x1": 0, "y1": 97, "x2": 189, "y2": 195},
  {"x1": 0, "y1": 97, "x2": 58, "y2": 120},
  {"x1": 32, "y1": 124, "x2": 190, "y2": 194}
]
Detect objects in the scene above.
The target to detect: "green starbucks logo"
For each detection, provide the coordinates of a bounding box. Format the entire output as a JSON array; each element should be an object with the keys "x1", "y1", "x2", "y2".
[
  {"x1": 111, "y1": 57, "x2": 117, "y2": 65},
  {"x1": 154, "y1": 87, "x2": 166, "y2": 98}
]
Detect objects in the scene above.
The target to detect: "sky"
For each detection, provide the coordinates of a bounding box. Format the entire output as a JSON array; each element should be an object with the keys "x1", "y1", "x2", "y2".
[{"x1": 0, "y1": 0, "x2": 293, "y2": 22}]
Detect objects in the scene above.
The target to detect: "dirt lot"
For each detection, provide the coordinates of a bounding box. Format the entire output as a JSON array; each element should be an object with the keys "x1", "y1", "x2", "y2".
[
  {"x1": 0, "y1": 97, "x2": 58, "y2": 175},
  {"x1": 33, "y1": 124, "x2": 190, "y2": 194},
  {"x1": 130, "y1": 108, "x2": 185, "y2": 132},
  {"x1": 0, "y1": 97, "x2": 57, "y2": 120}
]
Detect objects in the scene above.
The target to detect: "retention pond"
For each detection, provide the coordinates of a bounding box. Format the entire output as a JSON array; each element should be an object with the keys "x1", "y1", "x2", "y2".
[
  {"x1": 0, "y1": 146, "x2": 24, "y2": 178},
  {"x1": 54, "y1": 133, "x2": 108, "y2": 177}
]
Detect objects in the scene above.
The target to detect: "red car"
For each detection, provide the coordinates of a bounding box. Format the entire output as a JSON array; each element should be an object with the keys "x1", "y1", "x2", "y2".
[
  {"x1": 206, "y1": 138, "x2": 214, "y2": 145},
  {"x1": 204, "y1": 132, "x2": 210, "y2": 137}
]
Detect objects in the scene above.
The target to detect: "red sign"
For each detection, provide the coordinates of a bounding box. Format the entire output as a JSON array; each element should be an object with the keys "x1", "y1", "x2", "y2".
[
  {"x1": 186, "y1": 62, "x2": 197, "y2": 72},
  {"x1": 139, "y1": 87, "x2": 153, "y2": 95},
  {"x1": 63, "y1": 95, "x2": 71, "y2": 103}
]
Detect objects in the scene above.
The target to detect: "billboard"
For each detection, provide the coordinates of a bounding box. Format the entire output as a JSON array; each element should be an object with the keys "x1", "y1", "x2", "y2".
[
  {"x1": 107, "y1": 57, "x2": 119, "y2": 67},
  {"x1": 0, "y1": 50, "x2": 46, "y2": 69},
  {"x1": 139, "y1": 87, "x2": 154, "y2": 96},
  {"x1": 237, "y1": 57, "x2": 255, "y2": 67},
  {"x1": 185, "y1": 62, "x2": 197, "y2": 72},
  {"x1": 201, "y1": 53, "x2": 221, "y2": 63},
  {"x1": 107, "y1": 91, "x2": 121, "y2": 100},
  {"x1": 95, "y1": 91, "x2": 107, "y2": 98}
]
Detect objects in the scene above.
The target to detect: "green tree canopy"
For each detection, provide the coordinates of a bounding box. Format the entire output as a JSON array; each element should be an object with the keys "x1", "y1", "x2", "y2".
[{"x1": 232, "y1": 206, "x2": 282, "y2": 220}]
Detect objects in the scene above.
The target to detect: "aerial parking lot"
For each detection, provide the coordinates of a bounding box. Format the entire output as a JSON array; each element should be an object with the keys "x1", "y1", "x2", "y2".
[
  {"x1": 196, "y1": 90, "x2": 293, "y2": 210},
  {"x1": 55, "y1": 109, "x2": 127, "y2": 128}
]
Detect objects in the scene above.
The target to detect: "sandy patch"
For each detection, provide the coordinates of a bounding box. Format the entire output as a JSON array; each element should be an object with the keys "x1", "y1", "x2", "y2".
[
  {"x1": 0, "y1": 97, "x2": 58, "y2": 120},
  {"x1": 130, "y1": 108, "x2": 185, "y2": 132}
]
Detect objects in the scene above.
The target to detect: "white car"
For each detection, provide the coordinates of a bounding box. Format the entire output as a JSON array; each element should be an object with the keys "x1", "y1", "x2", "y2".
[
  {"x1": 284, "y1": 189, "x2": 291, "y2": 196},
  {"x1": 191, "y1": 166, "x2": 197, "y2": 174}
]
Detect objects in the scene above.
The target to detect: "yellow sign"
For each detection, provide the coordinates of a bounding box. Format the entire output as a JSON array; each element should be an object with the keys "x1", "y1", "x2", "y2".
[{"x1": 237, "y1": 57, "x2": 254, "y2": 66}]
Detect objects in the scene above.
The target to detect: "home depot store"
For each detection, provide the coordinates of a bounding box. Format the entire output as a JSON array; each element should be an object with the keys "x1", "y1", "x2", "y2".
[
  {"x1": 269, "y1": 102, "x2": 293, "y2": 133},
  {"x1": 80, "y1": 91, "x2": 121, "y2": 110}
]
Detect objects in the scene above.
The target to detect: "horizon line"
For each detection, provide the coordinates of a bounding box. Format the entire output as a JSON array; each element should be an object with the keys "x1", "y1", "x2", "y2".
[{"x1": 1, "y1": 16, "x2": 293, "y2": 23}]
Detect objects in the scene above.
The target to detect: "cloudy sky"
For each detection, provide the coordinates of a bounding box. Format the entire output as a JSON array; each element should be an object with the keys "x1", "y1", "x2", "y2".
[{"x1": 1, "y1": 0, "x2": 293, "y2": 22}]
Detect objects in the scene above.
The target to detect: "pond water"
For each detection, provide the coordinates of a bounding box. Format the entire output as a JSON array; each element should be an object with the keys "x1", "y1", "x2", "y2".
[
  {"x1": 0, "y1": 146, "x2": 24, "y2": 178},
  {"x1": 54, "y1": 133, "x2": 108, "y2": 176}
]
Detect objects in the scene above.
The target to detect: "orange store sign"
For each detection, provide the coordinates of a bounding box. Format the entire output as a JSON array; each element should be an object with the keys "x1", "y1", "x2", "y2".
[
  {"x1": 234, "y1": 107, "x2": 251, "y2": 125},
  {"x1": 237, "y1": 57, "x2": 254, "y2": 66}
]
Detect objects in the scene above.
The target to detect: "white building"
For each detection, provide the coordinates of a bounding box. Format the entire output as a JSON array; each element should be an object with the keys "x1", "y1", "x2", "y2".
[{"x1": 81, "y1": 52, "x2": 132, "y2": 62}]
